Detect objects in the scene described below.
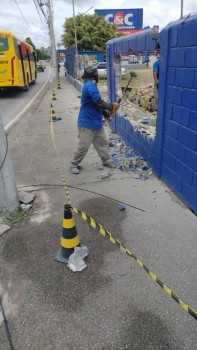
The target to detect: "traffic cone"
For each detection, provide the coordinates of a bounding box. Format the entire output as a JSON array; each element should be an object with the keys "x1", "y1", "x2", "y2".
[
  {"x1": 54, "y1": 204, "x2": 81, "y2": 264},
  {"x1": 52, "y1": 89, "x2": 57, "y2": 100},
  {"x1": 57, "y1": 80, "x2": 61, "y2": 89},
  {"x1": 50, "y1": 103, "x2": 58, "y2": 122}
]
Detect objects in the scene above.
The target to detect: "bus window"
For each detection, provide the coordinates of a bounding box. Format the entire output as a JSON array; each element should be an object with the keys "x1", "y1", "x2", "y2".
[
  {"x1": 13, "y1": 37, "x2": 20, "y2": 58},
  {"x1": 0, "y1": 33, "x2": 9, "y2": 52}
]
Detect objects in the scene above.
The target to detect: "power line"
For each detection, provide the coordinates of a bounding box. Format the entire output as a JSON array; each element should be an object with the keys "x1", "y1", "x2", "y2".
[
  {"x1": 33, "y1": 0, "x2": 48, "y2": 26},
  {"x1": 12, "y1": 0, "x2": 34, "y2": 33}
]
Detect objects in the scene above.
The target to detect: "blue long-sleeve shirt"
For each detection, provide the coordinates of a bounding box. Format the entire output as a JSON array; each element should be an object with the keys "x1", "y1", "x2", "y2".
[{"x1": 78, "y1": 80, "x2": 103, "y2": 131}]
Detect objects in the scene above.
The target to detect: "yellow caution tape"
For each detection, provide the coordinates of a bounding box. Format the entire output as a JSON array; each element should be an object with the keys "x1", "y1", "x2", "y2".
[{"x1": 50, "y1": 107, "x2": 197, "y2": 321}]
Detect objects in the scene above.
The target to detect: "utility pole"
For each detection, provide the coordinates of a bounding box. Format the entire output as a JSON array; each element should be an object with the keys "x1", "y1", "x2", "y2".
[
  {"x1": 0, "y1": 116, "x2": 19, "y2": 216},
  {"x1": 47, "y1": 0, "x2": 58, "y2": 78},
  {"x1": 72, "y1": 0, "x2": 79, "y2": 79}
]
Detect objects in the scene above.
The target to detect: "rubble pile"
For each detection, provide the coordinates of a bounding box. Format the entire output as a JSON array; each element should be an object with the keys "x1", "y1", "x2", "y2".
[
  {"x1": 99, "y1": 82, "x2": 157, "y2": 140},
  {"x1": 129, "y1": 84, "x2": 156, "y2": 111},
  {"x1": 108, "y1": 135, "x2": 153, "y2": 180}
]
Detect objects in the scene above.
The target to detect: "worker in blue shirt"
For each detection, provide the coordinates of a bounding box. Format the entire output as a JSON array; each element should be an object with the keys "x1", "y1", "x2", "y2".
[
  {"x1": 153, "y1": 55, "x2": 160, "y2": 109},
  {"x1": 70, "y1": 66, "x2": 120, "y2": 174}
]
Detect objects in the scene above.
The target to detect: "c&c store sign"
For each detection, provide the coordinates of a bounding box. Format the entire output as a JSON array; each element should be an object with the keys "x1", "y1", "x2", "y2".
[{"x1": 95, "y1": 8, "x2": 143, "y2": 35}]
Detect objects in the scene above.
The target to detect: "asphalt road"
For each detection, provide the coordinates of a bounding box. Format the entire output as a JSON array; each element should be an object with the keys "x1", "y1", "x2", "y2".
[{"x1": 0, "y1": 66, "x2": 50, "y2": 130}]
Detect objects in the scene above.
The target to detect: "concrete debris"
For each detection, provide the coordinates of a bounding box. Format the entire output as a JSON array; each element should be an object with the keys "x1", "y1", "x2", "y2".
[
  {"x1": 67, "y1": 246, "x2": 89, "y2": 272},
  {"x1": 99, "y1": 82, "x2": 156, "y2": 139},
  {"x1": 20, "y1": 203, "x2": 32, "y2": 211},
  {"x1": 108, "y1": 135, "x2": 153, "y2": 181},
  {"x1": 98, "y1": 172, "x2": 112, "y2": 180},
  {"x1": 74, "y1": 245, "x2": 89, "y2": 259},
  {"x1": 18, "y1": 191, "x2": 34, "y2": 204},
  {"x1": 129, "y1": 84, "x2": 156, "y2": 112}
]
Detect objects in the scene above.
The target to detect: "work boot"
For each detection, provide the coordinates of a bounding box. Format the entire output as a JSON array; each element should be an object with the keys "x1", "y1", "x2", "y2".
[
  {"x1": 102, "y1": 162, "x2": 116, "y2": 169},
  {"x1": 70, "y1": 166, "x2": 80, "y2": 174}
]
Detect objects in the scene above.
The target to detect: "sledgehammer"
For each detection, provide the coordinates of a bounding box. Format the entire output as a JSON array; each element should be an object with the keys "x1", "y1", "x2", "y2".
[
  {"x1": 117, "y1": 70, "x2": 137, "y2": 103},
  {"x1": 109, "y1": 71, "x2": 137, "y2": 119}
]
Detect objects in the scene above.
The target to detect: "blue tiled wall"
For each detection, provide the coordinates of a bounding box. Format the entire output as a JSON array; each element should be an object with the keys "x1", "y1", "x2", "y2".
[
  {"x1": 109, "y1": 15, "x2": 197, "y2": 213},
  {"x1": 159, "y1": 15, "x2": 197, "y2": 213}
]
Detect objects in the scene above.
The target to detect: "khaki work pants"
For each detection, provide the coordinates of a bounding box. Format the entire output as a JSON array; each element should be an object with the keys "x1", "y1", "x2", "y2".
[
  {"x1": 71, "y1": 127, "x2": 111, "y2": 166},
  {"x1": 154, "y1": 82, "x2": 158, "y2": 110}
]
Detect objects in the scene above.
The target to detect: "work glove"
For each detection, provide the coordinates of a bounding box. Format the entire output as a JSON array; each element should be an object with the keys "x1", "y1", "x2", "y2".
[
  {"x1": 110, "y1": 102, "x2": 120, "y2": 118},
  {"x1": 102, "y1": 109, "x2": 111, "y2": 119}
]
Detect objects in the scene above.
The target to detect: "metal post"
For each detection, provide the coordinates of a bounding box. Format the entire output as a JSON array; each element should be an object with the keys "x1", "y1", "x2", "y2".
[
  {"x1": 0, "y1": 116, "x2": 19, "y2": 216},
  {"x1": 181, "y1": 0, "x2": 184, "y2": 18}
]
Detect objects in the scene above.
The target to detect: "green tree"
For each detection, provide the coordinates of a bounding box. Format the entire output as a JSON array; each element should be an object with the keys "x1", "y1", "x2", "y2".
[
  {"x1": 25, "y1": 37, "x2": 49, "y2": 61},
  {"x1": 25, "y1": 37, "x2": 36, "y2": 50},
  {"x1": 62, "y1": 14, "x2": 121, "y2": 51}
]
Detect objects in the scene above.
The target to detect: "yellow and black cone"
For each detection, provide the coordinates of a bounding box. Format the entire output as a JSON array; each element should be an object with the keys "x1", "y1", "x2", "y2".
[
  {"x1": 54, "y1": 204, "x2": 81, "y2": 263},
  {"x1": 52, "y1": 89, "x2": 57, "y2": 100},
  {"x1": 57, "y1": 80, "x2": 61, "y2": 89},
  {"x1": 50, "y1": 103, "x2": 58, "y2": 122}
]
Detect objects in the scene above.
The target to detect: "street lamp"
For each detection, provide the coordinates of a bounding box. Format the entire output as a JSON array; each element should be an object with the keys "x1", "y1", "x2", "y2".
[{"x1": 83, "y1": 6, "x2": 94, "y2": 15}]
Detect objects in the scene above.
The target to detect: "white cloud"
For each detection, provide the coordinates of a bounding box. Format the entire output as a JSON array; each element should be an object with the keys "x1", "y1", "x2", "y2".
[{"x1": 0, "y1": 0, "x2": 196, "y2": 49}]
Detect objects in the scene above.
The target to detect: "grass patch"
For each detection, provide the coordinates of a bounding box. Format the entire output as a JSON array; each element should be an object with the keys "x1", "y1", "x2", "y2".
[
  {"x1": 5, "y1": 210, "x2": 26, "y2": 224},
  {"x1": 122, "y1": 67, "x2": 153, "y2": 89}
]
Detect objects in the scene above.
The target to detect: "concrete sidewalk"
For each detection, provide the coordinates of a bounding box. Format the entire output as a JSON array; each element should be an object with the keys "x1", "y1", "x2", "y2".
[{"x1": 0, "y1": 75, "x2": 197, "y2": 350}]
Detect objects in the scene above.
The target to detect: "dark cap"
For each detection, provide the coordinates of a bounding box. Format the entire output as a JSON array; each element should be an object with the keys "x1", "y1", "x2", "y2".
[{"x1": 82, "y1": 66, "x2": 98, "y2": 80}]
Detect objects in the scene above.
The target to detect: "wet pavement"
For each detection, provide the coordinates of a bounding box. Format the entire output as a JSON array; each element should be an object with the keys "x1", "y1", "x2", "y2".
[{"x1": 0, "y1": 74, "x2": 197, "y2": 350}]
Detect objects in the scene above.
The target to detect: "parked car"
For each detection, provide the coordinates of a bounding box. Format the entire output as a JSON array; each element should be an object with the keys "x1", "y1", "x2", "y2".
[
  {"x1": 128, "y1": 55, "x2": 139, "y2": 64},
  {"x1": 121, "y1": 55, "x2": 129, "y2": 61},
  {"x1": 95, "y1": 62, "x2": 126, "y2": 78},
  {"x1": 36, "y1": 62, "x2": 44, "y2": 72}
]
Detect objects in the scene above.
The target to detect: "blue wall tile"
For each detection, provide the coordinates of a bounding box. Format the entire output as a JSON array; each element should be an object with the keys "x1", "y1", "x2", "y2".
[
  {"x1": 175, "y1": 68, "x2": 194, "y2": 88},
  {"x1": 185, "y1": 149, "x2": 197, "y2": 172},
  {"x1": 167, "y1": 67, "x2": 176, "y2": 85},
  {"x1": 161, "y1": 165, "x2": 182, "y2": 192},
  {"x1": 193, "y1": 172, "x2": 197, "y2": 189},
  {"x1": 166, "y1": 86, "x2": 182, "y2": 105},
  {"x1": 179, "y1": 126, "x2": 196, "y2": 150},
  {"x1": 182, "y1": 182, "x2": 197, "y2": 210},
  {"x1": 189, "y1": 110, "x2": 197, "y2": 131},
  {"x1": 182, "y1": 89, "x2": 197, "y2": 110},
  {"x1": 172, "y1": 106, "x2": 190, "y2": 127},
  {"x1": 162, "y1": 149, "x2": 176, "y2": 170},
  {"x1": 169, "y1": 48, "x2": 185, "y2": 67},
  {"x1": 164, "y1": 119, "x2": 179, "y2": 139},
  {"x1": 185, "y1": 47, "x2": 197, "y2": 67},
  {"x1": 175, "y1": 160, "x2": 193, "y2": 185}
]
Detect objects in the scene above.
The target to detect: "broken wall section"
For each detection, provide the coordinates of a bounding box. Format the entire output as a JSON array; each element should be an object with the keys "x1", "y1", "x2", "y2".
[{"x1": 109, "y1": 16, "x2": 197, "y2": 213}]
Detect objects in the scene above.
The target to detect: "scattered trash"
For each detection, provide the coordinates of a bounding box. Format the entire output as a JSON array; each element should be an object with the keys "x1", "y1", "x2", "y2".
[
  {"x1": 118, "y1": 165, "x2": 124, "y2": 171},
  {"x1": 20, "y1": 203, "x2": 32, "y2": 211},
  {"x1": 118, "y1": 204, "x2": 126, "y2": 211},
  {"x1": 140, "y1": 175, "x2": 149, "y2": 181},
  {"x1": 96, "y1": 163, "x2": 104, "y2": 170},
  {"x1": 98, "y1": 172, "x2": 111, "y2": 180}
]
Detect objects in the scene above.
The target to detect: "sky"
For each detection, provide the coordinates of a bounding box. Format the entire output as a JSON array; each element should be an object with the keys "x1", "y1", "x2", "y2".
[{"x1": 1, "y1": 0, "x2": 197, "y2": 49}]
